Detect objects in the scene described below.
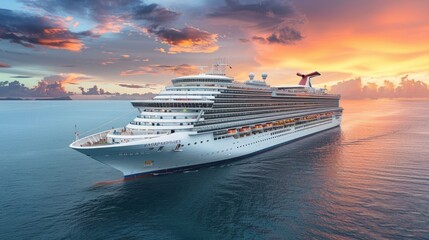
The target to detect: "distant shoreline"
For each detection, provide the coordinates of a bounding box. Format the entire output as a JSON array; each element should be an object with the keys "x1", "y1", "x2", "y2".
[
  {"x1": 0, "y1": 94, "x2": 154, "y2": 100},
  {"x1": 0, "y1": 96, "x2": 72, "y2": 101}
]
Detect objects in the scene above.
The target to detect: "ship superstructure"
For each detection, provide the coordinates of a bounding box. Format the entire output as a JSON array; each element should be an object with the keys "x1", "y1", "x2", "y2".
[{"x1": 70, "y1": 64, "x2": 342, "y2": 178}]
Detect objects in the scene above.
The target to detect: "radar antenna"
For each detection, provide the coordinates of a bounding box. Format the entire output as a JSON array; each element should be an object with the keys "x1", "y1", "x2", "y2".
[{"x1": 208, "y1": 57, "x2": 232, "y2": 75}]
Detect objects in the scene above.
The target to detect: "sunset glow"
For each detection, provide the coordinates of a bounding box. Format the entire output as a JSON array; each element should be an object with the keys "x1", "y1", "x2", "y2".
[{"x1": 0, "y1": 0, "x2": 428, "y2": 96}]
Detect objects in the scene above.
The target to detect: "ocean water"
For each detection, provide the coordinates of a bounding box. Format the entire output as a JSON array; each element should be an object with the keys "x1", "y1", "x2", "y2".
[{"x1": 0, "y1": 99, "x2": 428, "y2": 239}]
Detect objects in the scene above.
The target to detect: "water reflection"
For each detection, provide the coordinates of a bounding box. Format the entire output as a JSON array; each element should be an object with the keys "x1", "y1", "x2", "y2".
[
  {"x1": 68, "y1": 129, "x2": 345, "y2": 239},
  {"x1": 69, "y1": 100, "x2": 429, "y2": 239}
]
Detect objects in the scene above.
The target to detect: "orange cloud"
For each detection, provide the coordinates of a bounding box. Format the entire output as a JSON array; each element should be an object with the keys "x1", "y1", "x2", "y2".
[
  {"x1": 42, "y1": 73, "x2": 92, "y2": 85},
  {"x1": 0, "y1": 9, "x2": 90, "y2": 52},
  {"x1": 92, "y1": 16, "x2": 125, "y2": 35},
  {"x1": 37, "y1": 33, "x2": 84, "y2": 52},
  {"x1": 148, "y1": 26, "x2": 219, "y2": 53},
  {"x1": 247, "y1": 1, "x2": 429, "y2": 85}
]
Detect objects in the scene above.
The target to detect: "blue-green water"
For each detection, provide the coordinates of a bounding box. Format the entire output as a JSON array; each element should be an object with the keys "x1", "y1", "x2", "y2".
[{"x1": 0, "y1": 99, "x2": 428, "y2": 239}]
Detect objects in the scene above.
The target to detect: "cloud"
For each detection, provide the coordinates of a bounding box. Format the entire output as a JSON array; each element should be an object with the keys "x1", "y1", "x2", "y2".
[
  {"x1": 251, "y1": 0, "x2": 429, "y2": 79},
  {"x1": 101, "y1": 61, "x2": 114, "y2": 65},
  {"x1": 330, "y1": 76, "x2": 429, "y2": 99},
  {"x1": 254, "y1": 26, "x2": 302, "y2": 44},
  {"x1": 154, "y1": 47, "x2": 166, "y2": 53},
  {"x1": 32, "y1": 80, "x2": 69, "y2": 97},
  {"x1": 32, "y1": 73, "x2": 92, "y2": 97},
  {"x1": 208, "y1": 0, "x2": 295, "y2": 28},
  {"x1": 0, "y1": 61, "x2": 10, "y2": 68},
  {"x1": 251, "y1": 27, "x2": 302, "y2": 44},
  {"x1": 11, "y1": 76, "x2": 32, "y2": 78},
  {"x1": 42, "y1": 73, "x2": 92, "y2": 86},
  {"x1": 16, "y1": 1, "x2": 218, "y2": 54},
  {"x1": 118, "y1": 83, "x2": 158, "y2": 89},
  {"x1": 148, "y1": 26, "x2": 218, "y2": 53},
  {"x1": 0, "y1": 8, "x2": 92, "y2": 51},
  {"x1": 121, "y1": 64, "x2": 199, "y2": 76},
  {"x1": 20, "y1": 0, "x2": 181, "y2": 34},
  {"x1": 132, "y1": 3, "x2": 180, "y2": 23},
  {"x1": 207, "y1": 0, "x2": 303, "y2": 45},
  {"x1": 0, "y1": 78, "x2": 71, "y2": 98}
]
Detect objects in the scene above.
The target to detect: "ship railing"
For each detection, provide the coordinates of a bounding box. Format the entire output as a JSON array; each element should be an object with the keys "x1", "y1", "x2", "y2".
[
  {"x1": 194, "y1": 107, "x2": 342, "y2": 133},
  {"x1": 73, "y1": 130, "x2": 111, "y2": 147}
]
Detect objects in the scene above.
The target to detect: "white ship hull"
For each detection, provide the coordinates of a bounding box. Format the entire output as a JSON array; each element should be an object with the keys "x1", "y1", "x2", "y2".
[{"x1": 72, "y1": 116, "x2": 341, "y2": 178}]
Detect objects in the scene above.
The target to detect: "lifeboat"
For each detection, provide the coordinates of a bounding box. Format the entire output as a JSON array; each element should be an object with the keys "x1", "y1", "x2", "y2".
[
  {"x1": 239, "y1": 126, "x2": 251, "y2": 133},
  {"x1": 227, "y1": 129, "x2": 237, "y2": 135},
  {"x1": 263, "y1": 123, "x2": 273, "y2": 128},
  {"x1": 252, "y1": 125, "x2": 263, "y2": 132}
]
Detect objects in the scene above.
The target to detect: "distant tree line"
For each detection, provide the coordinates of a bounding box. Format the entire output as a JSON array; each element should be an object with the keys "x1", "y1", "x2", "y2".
[{"x1": 0, "y1": 80, "x2": 147, "y2": 98}]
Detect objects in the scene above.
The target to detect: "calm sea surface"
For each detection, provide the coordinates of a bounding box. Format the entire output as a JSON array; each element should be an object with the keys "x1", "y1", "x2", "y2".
[{"x1": 0, "y1": 99, "x2": 428, "y2": 239}]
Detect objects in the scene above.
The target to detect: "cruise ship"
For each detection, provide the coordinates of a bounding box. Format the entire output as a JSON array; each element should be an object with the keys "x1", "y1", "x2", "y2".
[{"x1": 70, "y1": 63, "x2": 343, "y2": 178}]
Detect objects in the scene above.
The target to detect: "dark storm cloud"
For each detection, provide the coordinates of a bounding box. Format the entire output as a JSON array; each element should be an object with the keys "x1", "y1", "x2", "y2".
[
  {"x1": 0, "y1": 61, "x2": 11, "y2": 67},
  {"x1": 0, "y1": 8, "x2": 92, "y2": 51},
  {"x1": 208, "y1": 0, "x2": 303, "y2": 45}
]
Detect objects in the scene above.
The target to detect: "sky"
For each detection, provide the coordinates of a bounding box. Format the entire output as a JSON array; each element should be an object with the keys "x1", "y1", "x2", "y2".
[{"x1": 1, "y1": 0, "x2": 429, "y2": 95}]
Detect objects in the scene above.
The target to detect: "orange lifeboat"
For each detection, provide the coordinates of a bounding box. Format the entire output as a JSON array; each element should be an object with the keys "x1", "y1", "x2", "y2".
[
  {"x1": 239, "y1": 126, "x2": 251, "y2": 133},
  {"x1": 251, "y1": 125, "x2": 263, "y2": 132},
  {"x1": 227, "y1": 129, "x2": 237, "y2": 135}
]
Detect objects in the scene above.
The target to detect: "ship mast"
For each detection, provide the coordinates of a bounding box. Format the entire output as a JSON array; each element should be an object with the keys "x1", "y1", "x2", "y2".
[{"x1": 208, "y1": 57, "x2": 232, "y2": 76}]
